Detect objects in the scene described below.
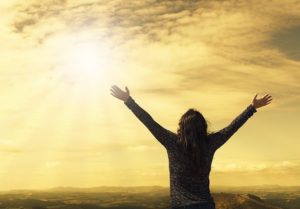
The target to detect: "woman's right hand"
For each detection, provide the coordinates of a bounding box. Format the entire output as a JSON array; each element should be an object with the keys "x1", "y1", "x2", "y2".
[
  {"x1": 110, "y1": 85, "x2": 130, "y2": 102},
  {"x1": 252, "y1": 93, "x2": 273, "y2": 109}
]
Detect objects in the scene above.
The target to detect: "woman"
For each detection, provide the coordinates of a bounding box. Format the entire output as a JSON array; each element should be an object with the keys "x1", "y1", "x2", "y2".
[{"x1": 110, "y1": 85, "x2": 272, "y2": 209}]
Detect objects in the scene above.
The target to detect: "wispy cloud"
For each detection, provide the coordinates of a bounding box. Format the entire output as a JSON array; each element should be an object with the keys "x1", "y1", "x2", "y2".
[
  {"x1": 213, "y1": 160, "x2": 300, "y2": 173},
  {"x1": 10, "y1": 0, "x2": 300, "y2": 88},
  {"x1": 211, "y1": 160, "x2": 300, "y2": 186}
]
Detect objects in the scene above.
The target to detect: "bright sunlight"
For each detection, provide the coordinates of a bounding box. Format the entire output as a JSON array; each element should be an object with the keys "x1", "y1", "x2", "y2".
[{"x1": 62, "y1": 42, "x2": 112, "y2": 84}]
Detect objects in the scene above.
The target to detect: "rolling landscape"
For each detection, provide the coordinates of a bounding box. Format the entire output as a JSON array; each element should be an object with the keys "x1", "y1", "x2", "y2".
[{"x1": 0, "y1": 186, "x2": 299, "y2": 209}]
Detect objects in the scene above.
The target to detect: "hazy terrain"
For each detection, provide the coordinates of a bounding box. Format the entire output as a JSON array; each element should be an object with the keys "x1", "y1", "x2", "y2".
[{"x1": 0, "y1": 186, "x2": 299, "y2": 209}]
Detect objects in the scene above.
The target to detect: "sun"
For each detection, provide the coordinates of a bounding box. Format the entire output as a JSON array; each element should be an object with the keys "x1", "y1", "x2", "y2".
[{"x1": 62, "y1": 42, "x2": 112, "y2": 83}]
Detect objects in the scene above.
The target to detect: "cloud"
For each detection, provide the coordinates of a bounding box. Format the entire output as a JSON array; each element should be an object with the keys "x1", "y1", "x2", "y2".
[
  {"x1": 10, "y1": 0, "x2": 204, "y2": 44},
  {"x1": 213, "y1": 160, "x2": 300, "y2": 173},
  {"x1": 211, "y1": 160, "x2": 300, "y2": 186},
  {"x1": 3, "y1": 0, "x2": 300, "y2": 125},
  {"x1": 271, "y1": 25, "x2": 300, "y2": 61},
  {"x1": 6, "y1": 0, "x2": 299, "y2": 129}
]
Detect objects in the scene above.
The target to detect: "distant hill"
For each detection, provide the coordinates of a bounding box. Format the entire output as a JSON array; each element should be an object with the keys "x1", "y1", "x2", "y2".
[
  {"x1": 0, "y1": 187, "x2": 286, "y2": 209},
  {"x1": 2, "y1": 185, "x2": 300, "y2": 194},
  {"x1": 211, "y1": 185, "x2": 300, "y2": 193},
  {"x1": 213, "y1": 193, "x2": 282, "y2": 209}
]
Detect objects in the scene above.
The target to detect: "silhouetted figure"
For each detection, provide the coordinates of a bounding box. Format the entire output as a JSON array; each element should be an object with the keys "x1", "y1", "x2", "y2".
[{"x1": 110, "y1": 85, "x2": 272, "y2": 209}]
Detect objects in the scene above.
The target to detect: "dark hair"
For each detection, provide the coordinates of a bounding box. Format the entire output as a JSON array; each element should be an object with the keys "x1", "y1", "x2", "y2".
[{"x1": 176, "y1": 108, "x2": 210, "y2": 175}]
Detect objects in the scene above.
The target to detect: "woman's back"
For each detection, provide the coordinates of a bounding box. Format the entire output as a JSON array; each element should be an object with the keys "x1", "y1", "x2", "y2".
[
  {"x1": 167, "y1": 134, "x2": 215, "y2": 208},
  {"x1": 123, "y1": 95, "x2": 258, "y2": 208},
  {"x1": 111, "y1": 85, "x2": 272, "y2": 209}
]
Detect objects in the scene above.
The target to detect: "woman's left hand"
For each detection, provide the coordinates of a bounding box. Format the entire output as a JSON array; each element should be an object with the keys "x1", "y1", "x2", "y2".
[{"x1": 110, "y1": 85, "x2": 130, "y2": 102}]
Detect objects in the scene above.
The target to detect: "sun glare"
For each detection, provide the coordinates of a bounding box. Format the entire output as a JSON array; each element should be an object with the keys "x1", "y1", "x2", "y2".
[{"x1": 63, "y1": 42, "x2": 112, "y2": 83}]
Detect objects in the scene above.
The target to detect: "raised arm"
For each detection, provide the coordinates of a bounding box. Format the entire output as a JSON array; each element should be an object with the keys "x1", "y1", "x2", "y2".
[
  {"x1": 110, "y1": 85, "x2": 176, "y2": 149},
  {"x1": 209, "y1": 93, "x2": 272, "y2": 152}
]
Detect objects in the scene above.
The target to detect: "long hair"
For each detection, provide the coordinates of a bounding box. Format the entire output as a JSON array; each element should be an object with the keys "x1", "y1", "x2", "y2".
[{"x1": 176, "y1": 108, "x2": 210, "y2": 175}]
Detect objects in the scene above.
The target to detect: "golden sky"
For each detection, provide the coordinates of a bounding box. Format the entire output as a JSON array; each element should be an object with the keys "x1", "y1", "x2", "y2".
[{"x1": 0, "y1": 0, "x2": 300, "y2": 190}]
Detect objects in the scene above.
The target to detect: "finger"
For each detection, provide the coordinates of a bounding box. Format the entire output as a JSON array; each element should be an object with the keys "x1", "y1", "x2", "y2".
[
  {"x1": 265, "y1": 98, "x2": 272, "y2": 102},
  {"x1": 114, "y1": 86, "x2": 124, "y2": 93},
  {"x1": 111, "y1": 93, "x2": 119, "y2": 98},
  {"x1": 265, "y1": 96, "x2": 273, "y2": 101},
  {"x1": 112, "y1": 86, "x2": 122, "y2": 93},
  {"x1": 265, "y1": 95, "x2": 272, "y2": 99},
  {"x1": 254, "y1": 94, "x2": 258, "y2": 99},
  {"x1": 262, "y1": 95, "x2": 268, "y2": 99},
  {"x1": 112, "y1": 85, "x2": 121, "y2": 91},
  {"x1": 111, "y1": 87, "x2": 119, "y2": 93},
  {"x1": 110, "y1": 88, "x2": 117, "y2": 93},
  {"x1": 112, "y1": 85, "x2": 119, "y2": 91},
  {"x1": 262, "y1": 97, "x2": 271, "y2": 101},
  {"x1": 110, "y1": 89, "x2": 118, "y2": 96},
  {"x1": 125, "y1": 86, "x2": 129, "y2": 93},
  {"x1": 110, "y1": 91, "x2": 116, "y2": 96}
]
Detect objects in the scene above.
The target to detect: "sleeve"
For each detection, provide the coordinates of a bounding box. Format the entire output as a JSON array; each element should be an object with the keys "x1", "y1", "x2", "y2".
[
  {"x1": 209, "y1": 104, "x2": 257, "y2": 152},
  {"x1": 124, "y1": 96, "x2": 177, "y2": 149}
]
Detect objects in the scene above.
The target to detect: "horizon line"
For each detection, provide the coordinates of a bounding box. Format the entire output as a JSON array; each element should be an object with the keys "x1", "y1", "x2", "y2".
[{"x1": 1, "y1": 184, "x2": 300, "y2": 192}]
